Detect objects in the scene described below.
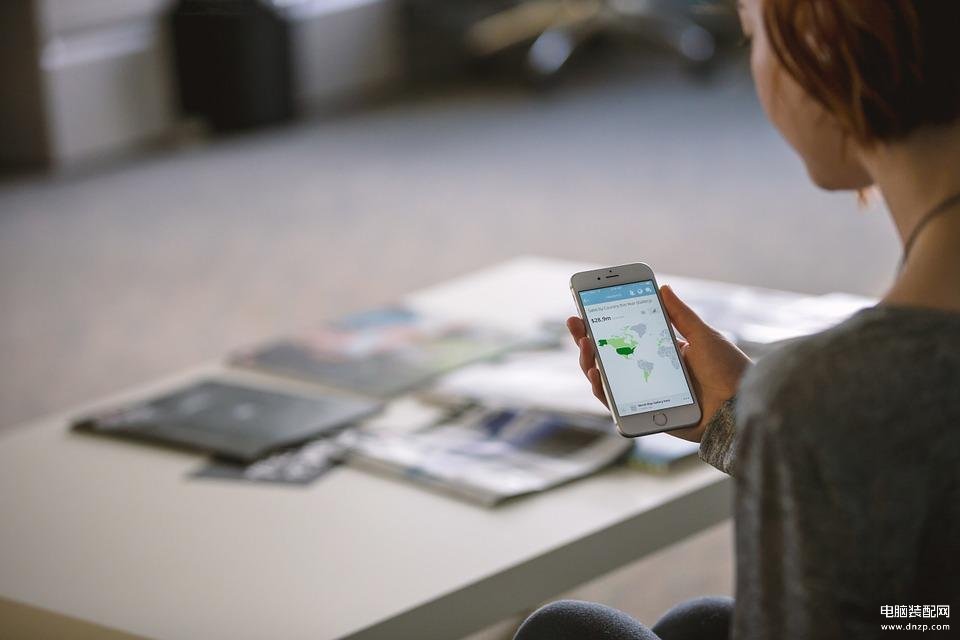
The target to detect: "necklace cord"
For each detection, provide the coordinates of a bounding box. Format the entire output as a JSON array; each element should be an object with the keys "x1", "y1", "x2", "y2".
[{"x1": 900, "y1": 189, "x2": 960, "y2": 268}]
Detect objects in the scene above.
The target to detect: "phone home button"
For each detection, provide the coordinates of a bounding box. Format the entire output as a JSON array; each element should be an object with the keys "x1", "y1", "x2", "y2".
[{"x1": 653, "y1": 413, "x2": 668, "y2": 427}]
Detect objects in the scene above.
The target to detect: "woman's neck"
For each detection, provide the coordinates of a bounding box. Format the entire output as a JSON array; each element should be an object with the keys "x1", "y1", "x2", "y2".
[{"x1": 859, "y1": 122, "x2": 960, "y2": 311}]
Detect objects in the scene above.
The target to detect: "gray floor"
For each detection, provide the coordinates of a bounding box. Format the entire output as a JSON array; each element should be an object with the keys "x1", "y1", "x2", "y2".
[{"x1": 0, "y1": 53, "x2": 898, "y2": 636}]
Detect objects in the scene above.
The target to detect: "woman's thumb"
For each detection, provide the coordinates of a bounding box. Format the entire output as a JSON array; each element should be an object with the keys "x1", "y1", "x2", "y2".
[{"x1": 660, "y1": 285, "x2": 709, "y2": 339}]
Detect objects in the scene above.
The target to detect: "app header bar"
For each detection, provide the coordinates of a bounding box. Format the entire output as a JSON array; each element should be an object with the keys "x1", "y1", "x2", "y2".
[{"x1": 579, "y1": 280, "x2": 656, "y2": 306}]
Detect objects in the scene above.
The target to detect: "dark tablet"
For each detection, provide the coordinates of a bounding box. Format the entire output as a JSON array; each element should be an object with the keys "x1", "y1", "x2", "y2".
[{"x1": 73, "y1": 380, "x2": 380, "y2": 462}]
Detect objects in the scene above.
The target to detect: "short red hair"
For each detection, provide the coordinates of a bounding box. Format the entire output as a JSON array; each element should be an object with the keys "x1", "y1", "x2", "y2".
[{"x1": 762, "y1": 1, "x2": 960, "y2": 143}]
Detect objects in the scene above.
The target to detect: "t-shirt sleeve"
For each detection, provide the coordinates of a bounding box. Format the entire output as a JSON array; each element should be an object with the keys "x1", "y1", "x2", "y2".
[{"x1": 698, "y1": 397, "x2": 738, "y2": 475}]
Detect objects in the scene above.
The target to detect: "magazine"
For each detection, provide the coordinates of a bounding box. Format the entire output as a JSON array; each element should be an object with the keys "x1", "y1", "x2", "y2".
[
  {"x1": 342, "y1": 408, "x2": 632, "y2": 506},
  {"x1": 73, "y1": 380, "x2": 380, "y2": 462},
  {"x1": 230, "y1": 306, "x2": 544, "y2": 397},
  {"x1": 628, "y1": 432, "x2": 701, "y2": 473},
  {"x1": 429, "y1": 343, "x2": 607, "y2": 416}
]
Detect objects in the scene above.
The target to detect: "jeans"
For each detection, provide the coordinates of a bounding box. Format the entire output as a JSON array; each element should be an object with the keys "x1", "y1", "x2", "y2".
[{"x1": 513, "y1": 596, "x2": 734, "y2": 640}]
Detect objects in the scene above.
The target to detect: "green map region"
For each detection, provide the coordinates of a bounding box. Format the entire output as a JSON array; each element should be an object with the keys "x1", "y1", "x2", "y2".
[
  {"x1": 598, "y1": 327, "x2": 656, "y2": 381},
  {"x1": 597, "y1": 337, "x2": 637, "y2": 356}
]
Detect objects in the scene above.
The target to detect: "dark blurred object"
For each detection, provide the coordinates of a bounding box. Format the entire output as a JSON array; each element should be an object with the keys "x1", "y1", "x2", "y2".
[
  {"x1": 73, "y1": 379, "x2": 381, "y2": 462},
  {"x1": 404, "y1": 0, "x2": 738, "y2": 83},
  {"x1": 0, "y1": 0, "x2": 175, "y2": 170},
  {"x1": 171, "y1": 0, "x2": 293, "y2": 132},
  {"x1": 0, "y1": 1, "x2": 48, "y2": 170}
]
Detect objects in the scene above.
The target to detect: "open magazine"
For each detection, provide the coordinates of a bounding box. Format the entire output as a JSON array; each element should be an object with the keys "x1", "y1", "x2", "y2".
[
  {"x1": 341, "y1": 407, "x2": 632, "y2": 506},
  {"x1": 230, "y1": 306, "x2": 545, "y2": 397}
]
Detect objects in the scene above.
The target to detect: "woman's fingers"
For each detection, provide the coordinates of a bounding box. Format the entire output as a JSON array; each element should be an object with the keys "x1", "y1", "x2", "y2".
[
  {"x1": 660, "y1": 285, "x2": 710, "y2": 340},
  {"x1": 566, "y1": 316, "x2": 586, "y2": 345},
  {"x1": 569, "y1": 316, "x2": 607, "y2": 407},
  {"x1": 587, "y1": 368, "x2": 608, "y2": 406},
  {"x1": 578, "y1": 337, "x2": 595, "y2": 377}
]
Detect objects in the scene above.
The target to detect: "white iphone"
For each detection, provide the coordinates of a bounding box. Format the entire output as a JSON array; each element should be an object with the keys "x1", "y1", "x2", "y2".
[{"x1": 571, "y1": 263, "x2": 701, "y2": 437}]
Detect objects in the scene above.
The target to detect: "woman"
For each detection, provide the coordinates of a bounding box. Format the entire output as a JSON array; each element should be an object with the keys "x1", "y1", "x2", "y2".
[{"x1": 515, "y1": 1, "x2": 960, "y2": 638}]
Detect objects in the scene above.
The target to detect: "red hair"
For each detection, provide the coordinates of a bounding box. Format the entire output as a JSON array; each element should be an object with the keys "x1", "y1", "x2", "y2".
[{"x1": 762, "y1": 1, "x2": 960, "y2": 143}]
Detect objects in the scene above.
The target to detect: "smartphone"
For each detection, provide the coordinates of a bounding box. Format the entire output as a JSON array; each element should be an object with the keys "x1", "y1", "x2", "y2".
[{"x1": 570, "y1": 263, "x2": 701, "y2": 437}]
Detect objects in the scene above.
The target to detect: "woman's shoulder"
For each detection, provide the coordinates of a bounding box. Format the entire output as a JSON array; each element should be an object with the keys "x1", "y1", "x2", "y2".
[
  {"x1": 736, "y1": 304, "x2": 960, "y2": 442},
  {"x1": 757, "y1": 303, "x2": 960, "y2": 373}
]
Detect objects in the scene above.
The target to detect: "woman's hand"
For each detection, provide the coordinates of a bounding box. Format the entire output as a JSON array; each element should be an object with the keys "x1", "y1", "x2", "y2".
[{"x1": 566, "y1": 284, "x2": 752, "y2": 443}]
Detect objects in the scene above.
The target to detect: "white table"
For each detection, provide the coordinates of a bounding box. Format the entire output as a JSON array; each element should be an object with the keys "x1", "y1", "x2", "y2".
[{"x1": 0, "y1": 257, "x2": 731, "y2": 640}]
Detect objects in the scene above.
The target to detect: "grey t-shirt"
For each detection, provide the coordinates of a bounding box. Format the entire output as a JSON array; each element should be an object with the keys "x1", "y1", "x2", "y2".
[{"x1": 699, "y1": 305, "x2": 960, "y2": 639}]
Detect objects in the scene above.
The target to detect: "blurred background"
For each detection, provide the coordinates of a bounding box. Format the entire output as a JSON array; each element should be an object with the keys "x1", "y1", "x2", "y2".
[{"x1": 0, "y1": 0, "x2": 900, "y2": 633}]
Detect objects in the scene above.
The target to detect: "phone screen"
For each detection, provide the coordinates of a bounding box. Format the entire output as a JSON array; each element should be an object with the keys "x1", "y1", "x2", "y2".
[{"x1": 579, "y1": 281, "x2": 694, "y2": 416}]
